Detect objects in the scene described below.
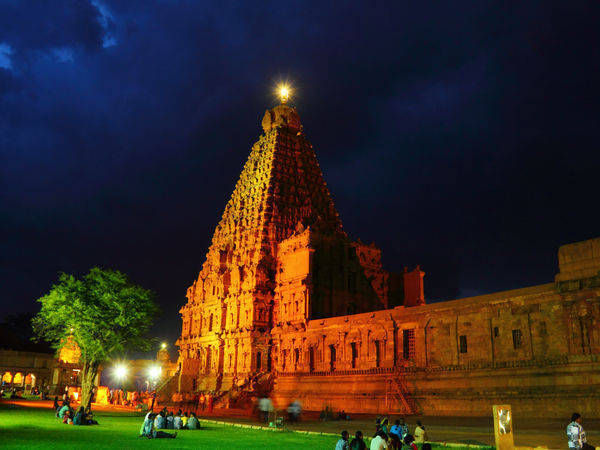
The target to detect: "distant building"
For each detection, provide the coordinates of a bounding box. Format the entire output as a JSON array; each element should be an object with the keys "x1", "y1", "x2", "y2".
[
  {"x1": 0, "y1": 347, "x2": 88, "y2": 395},
  {"x1": 175, "y1": 100, "x2": 600, "y2": 418}
]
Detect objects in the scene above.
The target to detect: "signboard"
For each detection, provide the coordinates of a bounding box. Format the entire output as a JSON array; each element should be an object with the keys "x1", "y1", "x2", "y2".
[{"x1": 493, "y1": 404, "x2": 515, "y2": 450}]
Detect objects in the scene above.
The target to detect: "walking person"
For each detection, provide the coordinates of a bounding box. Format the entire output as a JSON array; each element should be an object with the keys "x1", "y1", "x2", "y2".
[{"x1": 567, "y1": 413, "x2": 595, "y2": 450}]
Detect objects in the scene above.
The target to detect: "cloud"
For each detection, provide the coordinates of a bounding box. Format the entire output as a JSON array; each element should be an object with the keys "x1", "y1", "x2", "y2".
[
  {"x1": 51, "y1": 47, "x2": 75, "y2": 63},
  {"x1": 0, "y1": 42, "x2": 12, "y2": 69},
  {"x1": 91, "y1": 1, "x2": 118, "y2": 48}
]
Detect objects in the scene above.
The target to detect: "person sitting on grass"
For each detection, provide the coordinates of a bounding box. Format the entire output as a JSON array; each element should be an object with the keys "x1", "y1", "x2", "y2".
[
  {"x1": 139, "y1": 412, "x2": 177, "y2": 439},
  {"x1": 58, "y1": 401, "x2": 71, "y2": 419},
  {"x1": 73, "y1": 406, "x2": 86, "y2": 426},
  {"x1": 370, "y1": 430, "x2": 388, "y2": 450},
  {"x1": 62, "y1": 409, "x2": 73, "y2": 425},
  {"x1": 349, "y1": 430, "x2": 367, "y2": 450},
  {"x1": 335, "y1": 430, "x2": 349, "y2": 450},
  {"x1": 154, "y1": 410, "x2": 166, "y2": 429},
  {"x1": 182, "y1": 412, "x2": 189, "y2": 429},
  {"x1": 85, "y1": 410, "x2": 98, "y2": 425},
  {"x1": 173, "y1": 412, "x2": 183, "y2": 430},
  {"x1": 187, "y1": 412, "x2": 200, "y2": 430},
  {"x1": 166, "y1": 411, "x2": 174, "y2": 429},
  {"x1": 403, "y1": 434, "x2": 417, "y2": 450}
]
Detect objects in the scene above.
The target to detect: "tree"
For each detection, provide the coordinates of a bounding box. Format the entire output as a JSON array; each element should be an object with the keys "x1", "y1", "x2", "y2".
[{"x1": 32, "y1": 267, "x2": 159, "y2": 410}]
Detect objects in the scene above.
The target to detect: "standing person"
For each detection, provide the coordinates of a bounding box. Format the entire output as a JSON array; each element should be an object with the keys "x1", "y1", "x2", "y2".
[
  {"x1": 288, "y1": 400, "x2": 301, "y2": 423},
  {"x1": 567, "y1": 413, "x2": 595, "y2": 450},
  {"x1": 389, "y1": 420, "x2": 402, "y2": 449},
  {"x1": 150, "y1": 390, "x2": 156, "y2": 411},
  {"x1": 207, "y1": 393, "x2": 214, "y2": 413},
  {"x1": 335, "y1": 430, "x2": 350, "y2": 450},
  {"x1": 398, "y1": 418, "x2": 409, "y2": 442},
  {"x1": 53, "y1": 396, "x2": 60, "y2": 415},
  {"x1": 380, "y1": 418, "x2": 390, "y2": 438},
  {"x1": 350, "y1": 430, "x2": 367, "y2": 450},
  {"x1": 414, "y1": 421, "x2": 427, "y2": 443},
  {"x1": 370, "y1": 430, "x2": 388, "y2": 450},
  {"x1": 258, "y1": 397, "x2": 272, "y2": 423},
  {"x1": 181, "y1": 412, "x2": 189, "y2": 429}
]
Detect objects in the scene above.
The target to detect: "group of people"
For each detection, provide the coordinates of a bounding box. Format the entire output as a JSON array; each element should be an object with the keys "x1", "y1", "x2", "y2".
[
  {"x1": 138, "y1": 408, "x2": 201, "y2": 439},
  {"x1": 108, "y1": 388, "x2": 152, "y2": 407},
  {"x1": 0, "y1": 387, "x2": 23, "y2": 399},
  {"x1": 171, "y1": 390, "x2": 216, "y2": 414},
  {"x1": 336, "y1": 418, "x2": 428, "y2": 450},
  {"x1": 53, "y1": 397, "x2": 98, "y2": 426}
]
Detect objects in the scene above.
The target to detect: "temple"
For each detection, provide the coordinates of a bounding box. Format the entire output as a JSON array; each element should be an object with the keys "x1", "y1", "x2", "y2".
[{"x1": 174, "y1": 98, "x2": 600, "y2": 418}]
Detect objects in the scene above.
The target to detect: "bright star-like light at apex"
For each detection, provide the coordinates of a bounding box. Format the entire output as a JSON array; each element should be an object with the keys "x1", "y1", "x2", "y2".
[{"x1": 278, "y1": 84, "x2": 291, "y2": 104}]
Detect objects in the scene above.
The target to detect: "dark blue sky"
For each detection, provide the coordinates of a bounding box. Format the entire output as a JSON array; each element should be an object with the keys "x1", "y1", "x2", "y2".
[{"x1": 1, "y1": 1, "x2": 599, "y2": 346}]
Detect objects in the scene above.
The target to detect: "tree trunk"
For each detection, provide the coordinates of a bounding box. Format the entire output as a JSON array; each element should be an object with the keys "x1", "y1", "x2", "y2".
[{"x1": 79, "y1": 361, "x2": 99, "y2": 412}]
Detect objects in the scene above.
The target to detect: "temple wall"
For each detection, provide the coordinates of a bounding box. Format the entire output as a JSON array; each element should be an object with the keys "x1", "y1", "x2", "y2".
[
  {"x1": 271, "y1": 280, "x2": 600, "y2": 418},
  {"x1": 273, "y1": 356, "x2": 600, "y2": 418}
]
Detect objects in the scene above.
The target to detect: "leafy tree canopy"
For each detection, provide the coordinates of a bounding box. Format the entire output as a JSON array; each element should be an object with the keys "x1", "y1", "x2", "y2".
[{"x1": 33, "y1": 267, "x2": 159, "y2": 365}]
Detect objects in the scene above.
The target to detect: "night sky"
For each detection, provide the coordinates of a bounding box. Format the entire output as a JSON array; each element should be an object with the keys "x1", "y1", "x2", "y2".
[{"x1": 1, "y1": 1, "x2": 599, "y2": 348}]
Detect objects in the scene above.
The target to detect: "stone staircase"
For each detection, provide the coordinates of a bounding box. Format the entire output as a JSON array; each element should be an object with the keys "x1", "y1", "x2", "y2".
[
  {"x1": 213, "y1": 372, "x2": 275, "y2": 410},
  {"x1": 385, "y1": 370, "x2": 416, "y2": 415},
  {"x1": 155, "y1": 371, "x2": 179, "y2": 403}
]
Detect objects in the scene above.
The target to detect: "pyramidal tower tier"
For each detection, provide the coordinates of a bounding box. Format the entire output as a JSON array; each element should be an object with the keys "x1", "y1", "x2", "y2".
[{"x1": 176, "y1": 102, "x2": 423, "y2": 392}]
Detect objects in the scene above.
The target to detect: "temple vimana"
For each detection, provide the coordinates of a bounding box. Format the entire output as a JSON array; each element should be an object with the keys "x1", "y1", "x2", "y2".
[{"x1": 174, "y1": 98, "x2": 600, "y2": 418}]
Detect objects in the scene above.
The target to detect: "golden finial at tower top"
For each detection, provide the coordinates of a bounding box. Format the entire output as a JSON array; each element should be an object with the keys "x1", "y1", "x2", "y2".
[{"x1": 277, "y1": 83, "x2": 291, "y2": 104}]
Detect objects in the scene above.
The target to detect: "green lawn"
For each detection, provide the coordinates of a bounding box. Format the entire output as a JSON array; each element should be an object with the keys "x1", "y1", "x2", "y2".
[
  {"x1": 0, "y1": 402, "x2": 489, "y2": 449},
  {"x1": 0, "y1": 403, "x2": 335, "y2": 449}
]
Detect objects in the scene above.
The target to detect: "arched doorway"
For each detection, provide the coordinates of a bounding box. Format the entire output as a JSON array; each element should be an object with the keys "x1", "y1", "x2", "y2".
[
  {"x1": 25, "y1": 373, "x2": 36, "y2": 388},
  {"x1": 2, "y1": 372, "x2": 12, "y2": 384},
  {"x1": 13, "y1": 372, "x2": 24, "y2": 386}
]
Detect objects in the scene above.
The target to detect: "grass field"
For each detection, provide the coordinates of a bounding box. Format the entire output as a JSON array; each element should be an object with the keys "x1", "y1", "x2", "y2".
[{"x1": 0, "y1": 402, "x2": 488, "y2": 449}]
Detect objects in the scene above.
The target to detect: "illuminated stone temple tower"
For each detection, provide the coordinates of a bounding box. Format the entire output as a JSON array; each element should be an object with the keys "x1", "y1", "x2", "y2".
[
  {"x1": 176, "y1": 91, "x2": 420, "y2": 393},
  {"x1": 175, "y1": 90, "x2": 600, "y2": 419}
]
